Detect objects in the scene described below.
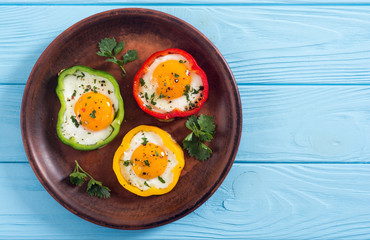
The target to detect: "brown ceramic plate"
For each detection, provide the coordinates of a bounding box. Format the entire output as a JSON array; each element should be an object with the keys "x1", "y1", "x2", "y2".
[{"x1": 21, "y1": 8, "x2": 242, "y2": 229}]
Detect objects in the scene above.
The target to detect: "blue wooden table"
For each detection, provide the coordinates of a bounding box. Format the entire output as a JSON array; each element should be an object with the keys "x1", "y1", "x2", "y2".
[{"x1": 3, "y1": 1, "x2": 370, "y2": 239}]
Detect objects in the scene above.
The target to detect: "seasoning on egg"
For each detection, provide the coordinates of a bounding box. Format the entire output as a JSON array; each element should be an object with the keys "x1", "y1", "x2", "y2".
[
  {"x1": 56, "y1": 65, "x2": 124, "y2": 150},
  {"x1": 133, "y1": 48, "x2": 209, "y2": 120},
  {"x1": 113, "y1": 125, "x2": 185, "y2": 197}
]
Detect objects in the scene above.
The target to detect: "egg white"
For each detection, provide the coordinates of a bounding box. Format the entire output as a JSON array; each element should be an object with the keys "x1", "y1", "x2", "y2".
[
  {"x1": 138, "y1": 54, "x2": 204, "y2": 113},
  {"x1": 59, "y1": 70, "x2": 119, "y2": 145},
  {"x1": 119, "y1": 131, "x2": 178, "y2": 191}
]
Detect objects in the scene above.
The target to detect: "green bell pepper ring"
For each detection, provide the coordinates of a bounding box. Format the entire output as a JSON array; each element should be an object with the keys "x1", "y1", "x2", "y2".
[{"x1": 56, "y1": 65, "x2": 124, "y2": 150}]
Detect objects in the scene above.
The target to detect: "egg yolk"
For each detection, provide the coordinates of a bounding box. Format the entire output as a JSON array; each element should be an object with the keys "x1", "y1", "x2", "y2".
[
  {"x1": 153, "y1": 60, "x2": 192, "y2": 100},
  {"x1": 131, "y1": 143, "x2": 168, "y2": 179},
  {"x1": 74, "y1": 91, "x2": 114, "y2": 131}
]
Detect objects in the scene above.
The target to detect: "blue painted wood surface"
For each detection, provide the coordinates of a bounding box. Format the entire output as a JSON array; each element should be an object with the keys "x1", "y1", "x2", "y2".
[{"x1": 2, "y1": 2, "x2": 370, "y2": 239}]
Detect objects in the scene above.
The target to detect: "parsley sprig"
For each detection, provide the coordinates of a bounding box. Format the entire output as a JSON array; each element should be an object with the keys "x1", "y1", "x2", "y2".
[
  {"x1": 96, "y1": 37, "x2": 138, "y2": 78},
  {"x1": 69, "y1": 160, "x2": 111, "y2": 198},
  {"x1": 183, "y1": 114, "x2": 215, "y2": 161}
]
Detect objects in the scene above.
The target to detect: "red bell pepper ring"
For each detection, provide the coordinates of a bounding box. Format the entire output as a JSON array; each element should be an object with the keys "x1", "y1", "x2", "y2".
[{"x1": 133, "y1": 48, "x2": 209, "y2": 120}]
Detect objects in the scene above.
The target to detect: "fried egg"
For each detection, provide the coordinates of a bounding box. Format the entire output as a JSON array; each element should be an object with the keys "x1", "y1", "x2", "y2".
[
  {"x1": 137, "y1": 53, "x2": 205, "y2": 115},
  {"x1": 56, "y1": 66, "x2": 124, "y2": 150},
  {"x1": 113, "y1": 125, "x2": 184, "y2": 196}
]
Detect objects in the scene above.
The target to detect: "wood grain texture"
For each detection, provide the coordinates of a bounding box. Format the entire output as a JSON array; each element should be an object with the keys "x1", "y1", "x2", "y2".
[
  {"x1": 4, "y1": 84, "x2": 370, "y2": 163},
  {"x1": 2, "y1": 6, "x2": 370, "y2": 84},
  {"x1": 2, "y1": 3, "x2": 370, "y2": 239},
  {"x1": 3, "y1": 163, "x2": 370, "y2": 239},
  {"x1": 2, "y1": 0, "x2": 370, "y2": 4}
]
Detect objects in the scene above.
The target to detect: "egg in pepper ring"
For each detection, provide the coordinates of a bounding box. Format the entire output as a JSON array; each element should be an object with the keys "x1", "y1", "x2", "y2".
[
  {"x1": 133, "y1": 48, "x2": 209, "y2": 120},
  {"x1": 113, "y1": 125, "x2": 185, "y2": 197}
]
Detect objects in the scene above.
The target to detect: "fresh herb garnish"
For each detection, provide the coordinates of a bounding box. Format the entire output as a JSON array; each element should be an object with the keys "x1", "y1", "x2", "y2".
[
  {"x1": 144, "y1": 160, "x2": 150, "y2": 167},
  {"x1": 122, "y1": 160, "x2": 132, "y2": 167},
  {"x1": 70, "y1": 116, "x2": 80, "y2": 128},
  {"x1": 183, "y1": 114, "x2": 215, "y2": 161},
  {"x1": 150, "y1": 93, "x2": 156, "y2": 105},
  {"x1": 174, "y1": 73, "x2": 179, "y2": 78},
  {"x1": 142, "y1": 137, "x2": 149, "y2": 146},
  {"x1": 90, "y1": 110, "x2": 96, "y2": 118},
  {"x1": 140, "y1": 78, "x2": 145, "y2": 87},
  {"x1": 158, "y1": 176, "x2": 166, "y2": 183},
  {"x1": 184, "y1": 84, "x2": 191, "y2": 101},
  {"x1": 69, "y1": 160, "x2": 111, "y2": 198},
  {"x1": 96, "y1": 37, "x2": 138, "y2": 78},
  {"x1": 158, "y1": 93, "x2": 166, "y2": 99},
  {"x1": 155, "y1": 150, "x2": 159, "y2": 156},
  {"x1": 144, "y1": 92, "x2": 149, "y2": 101},
  {"x1": 144, "y1": 181, "x2": 150, "y2": 188}
]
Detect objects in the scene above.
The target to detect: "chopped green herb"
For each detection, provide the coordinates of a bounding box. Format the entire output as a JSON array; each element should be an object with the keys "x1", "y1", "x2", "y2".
[
  {"x1": 144, "y1": 160, "x2": 150, "y2": 167},
  {"x1": 158, "y1": 93, "x2": 166, "y2": 99},
  {"x1": 140, "y1": 78, "x2": 145, "y2": 87},
  {"x1": 144, "y1": 181, "x2": 150, "y2": 188},
  {"x1": 70, "y1": 116, "x2": 80, "y2": 128},
  {"x1": 74, "y1": 71, "x2": 85, "y2": 79},
  {"x1": 174, "y1": 73, "x2": 179, "y2": 78},
  {"x1": 184, "y1": 84, "x2": 191, "y2": 101},
  {"x1": 150, "y1": 93, "x2": 157, "y2": 105},
  {"x1": 146, "y1": 104, "x2": 152, "y2": 110},
  {"x1": 155, "y1": 150, "x2": 159, "y2": 156},
  {"x1": 90, "y1": 110, "x2": 96, "y2": 118},
  {"x1": 122, "y1": 160, "x2": 132, "y2": 167},
  {"x1": 145, "y1": 92, "x2": 149, "y2": 101},
  {"x1": 72, "y1": 90, "x2": 77, "y2": 98},
  {"x1": 158, "y1": 176, "x2": 166, "y2": 183},
  {"x1": 142, "y1": 137, "x2": 149, "y2": 146}
]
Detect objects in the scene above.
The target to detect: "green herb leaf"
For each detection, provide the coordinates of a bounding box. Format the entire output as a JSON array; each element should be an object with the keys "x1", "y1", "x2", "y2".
[
  {"x1": 90, "y1": 110, "x2": 96, "y2": 118},
  {"x1": 174, "y1": 73, "x2": 179, "y2": 78},
  {"x1": 142, "y1": 137, "x2": 149, "y2": 146},
  {"x1": 144, "y1": 181, "x2": 150, "y2": 188},
  {"x1": 69, "y1": 160, "x2": 111, "y2": 198},
  {"x1": 183, "y1": 115, "x2": 215, "y2": 161},
  {"x1": 185, "y1": 115, "x2": 198, "y2": 132},
  {"x1": 97, "y1": 38, "x2": 116, "y2": 57},
  {"x1": 198, "y1": 114, "x2": 215, "y2": 141},
  {"x1": 105, "y1": 58, "x2": 119, "y2": 64},
  {"x1": 122, "y1": 160, "x2": 132, "y2": 167},
  {"x1": 144, "y1": 160, "x2": 150, "y2": 167},
  {"x1": 70, "y1": 116, "x2": 80, "y2": 128},
  {"x1": 158, "y1": 176, "x2": 166, "y2": 183},
  {"x1": 87, "y1": 179, "x2": 111, "y2": 198},
  {"x1": 113, "y1": 41, "x2": 124, "y2": 56},
  {"x1": 69, "y1": 171, "x2": 87, "y2": 186},
  {"x1": 97, "y1": 38, "x2": 138, "y2": 79},
  {"x1": 123, "y1": 50, "x2": 138, "y2": 65},
  {"x1": 140, "y1": 78, "x2": 145, "y2": 87}
]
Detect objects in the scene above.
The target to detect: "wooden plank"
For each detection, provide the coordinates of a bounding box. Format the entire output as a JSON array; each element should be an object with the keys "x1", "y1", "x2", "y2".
[
  {"x1": 2, "y1": 162, "x2": 370, "y2": 239},
  {"x1": 1, "y1": 6, "x2": 370, "y2": 84},
  {"x1": 6, "y1": 84, "x2": 370, "y2": 163},
  {"x1": 2, "y1": 1, "x2": 370, "y2": 5}
]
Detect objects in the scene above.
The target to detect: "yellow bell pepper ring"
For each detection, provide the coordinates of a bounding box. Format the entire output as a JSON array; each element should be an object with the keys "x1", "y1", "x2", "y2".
[{"x1": 113, "y1": 125, "x2": 185, "y2": 197}]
